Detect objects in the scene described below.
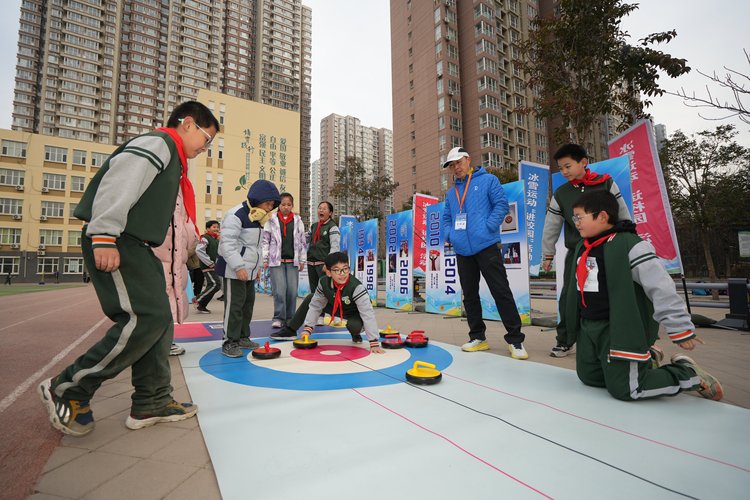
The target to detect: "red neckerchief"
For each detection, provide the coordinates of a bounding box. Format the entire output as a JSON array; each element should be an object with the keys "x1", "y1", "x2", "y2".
[
  {"x1": 156, "y1": 127, "x2": 199, "y2": 235},
  {"x1": 576, "y1": 233, "x2": 616, "y2": 307},
  {"x1": 571, "y1": 168, "x2": 611, "y2": 187},
  {"x1": 203, "y1": 232, "x2": 219, "y2": 241},
  {"x1": 329, "y1": 275, "x2": 350, "y2": 325},
  {"x1": 278, "y1": 211, "x2": 294, "y2": 237},
  {"x1": 313, "y1": 217, "x2": 329, "y2": 243}
]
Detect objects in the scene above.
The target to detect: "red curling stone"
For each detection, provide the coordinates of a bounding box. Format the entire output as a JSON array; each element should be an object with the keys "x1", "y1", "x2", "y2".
[
  {"x1": 405, "y1": 330, "x2": 429, "y2": 348},
  {"x1": 252, "y1": 341, "x2": 281, "y2": 360},
  {"x1": 381, "y1": 334, "x2": 405, "y2": 349}
]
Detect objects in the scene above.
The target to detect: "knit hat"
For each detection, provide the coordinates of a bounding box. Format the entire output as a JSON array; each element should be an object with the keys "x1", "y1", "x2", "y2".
[{"x1": 247, "y1": 179, "x2": 281, "y2": 209}]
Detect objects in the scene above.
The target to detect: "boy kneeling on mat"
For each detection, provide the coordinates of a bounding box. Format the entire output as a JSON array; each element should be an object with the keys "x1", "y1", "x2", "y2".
[
  {"x1": 272, "y1": 252, "x2": 385, "y2": 354},
  {"x1": 565, "y1": 190, "x2": 722, "y2": 401}
]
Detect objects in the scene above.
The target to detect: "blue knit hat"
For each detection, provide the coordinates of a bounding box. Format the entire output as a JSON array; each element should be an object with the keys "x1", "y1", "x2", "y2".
[{"x1": 247, "y1": 179, "x2": 281, "y2": 209}]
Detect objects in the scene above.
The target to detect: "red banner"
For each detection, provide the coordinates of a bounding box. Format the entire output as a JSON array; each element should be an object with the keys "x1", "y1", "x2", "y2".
[
  {"x1": 412, "y1": 193, "x2": 439, "y2": 278},
  {"x1": 608, "y1": 120, "x2": 683, "y2": 274}
]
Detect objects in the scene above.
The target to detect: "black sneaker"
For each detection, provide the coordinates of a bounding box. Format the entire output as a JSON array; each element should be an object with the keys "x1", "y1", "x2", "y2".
[
  {"x1": 238, "y1": 337, "x2": 260, "y2": 349},
  {"x1": 351, "y1": 333, "x2": 363, "y2": 343},
  {"x1": 270, "y1": 327, "x2": 298, "y2": 341},
  {"x1": 222, "y1": 340, "x2": 243, "y2": 357},
  {"x1": 550, "y1": 343, "x2": 575, "y2": 358},
  {"x1": 196, "y1": 306, "x2": 211, "y2": 314},
  {"x1": 38, "y1": 378, "x2": 95, "y2": 437}
]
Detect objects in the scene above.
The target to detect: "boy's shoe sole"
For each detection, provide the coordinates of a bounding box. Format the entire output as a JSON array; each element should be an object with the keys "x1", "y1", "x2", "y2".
[
  {"x1": 508, "y1": 344, "x2": 529, "y2": 360},
  {"x1": 671, "y1": 354, "x2": 724, "y2": 401},
  {"x1": 125, "y1": 401, "x2": 199, "y2": 430},
  {"x1": 37, "y1": 378, "x2": 94, "y2": 437}
]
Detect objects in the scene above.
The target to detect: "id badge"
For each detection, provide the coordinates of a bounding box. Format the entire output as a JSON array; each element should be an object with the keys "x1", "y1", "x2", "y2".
[{"x1": 454, "y1": 213, "x2": 467, "y2": 230}]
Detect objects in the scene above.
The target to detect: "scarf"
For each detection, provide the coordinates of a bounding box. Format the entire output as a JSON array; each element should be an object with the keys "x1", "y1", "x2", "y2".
[
  {"x1": 156, "y1": 127, "x2": 199, "y2": 235},
  {"x1": 576, "y1": 232, "x2": 616, "y2": 307},
  {"x1": 313, "y1": 217, "x2": 329, "y2": 243},
  {"x1": 278, "y1": 211, "x2": 294, "y2": 237},
  {"x1": 329, "y1": 275, "x2": 350, "y2": 325},
  {"x1": 571, "y1": 168, "x2": 611, "y2": 188}
]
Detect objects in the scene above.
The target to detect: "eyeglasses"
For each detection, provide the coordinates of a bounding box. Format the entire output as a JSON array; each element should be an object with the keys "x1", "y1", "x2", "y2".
[
  {"x1": 195, "y1": 123, "x2": 213, "y2": 148},
  {"x1": 329, "y1": 267, "x2": 350, "y2": 275},
  {"x1": 572, "y1": 213, "x2": 595, "y2": 224}
]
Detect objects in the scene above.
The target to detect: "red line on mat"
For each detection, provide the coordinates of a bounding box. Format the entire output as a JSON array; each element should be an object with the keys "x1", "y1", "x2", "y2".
[
  {"x1": 351, "y1": 388, "x2": 553, "y2": 499},
  {"x1": 444, "y1": 373, "x2": 750, "y2": 474}
]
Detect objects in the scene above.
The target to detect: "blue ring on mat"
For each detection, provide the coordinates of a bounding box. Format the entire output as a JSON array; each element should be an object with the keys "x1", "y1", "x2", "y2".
[{"x1": 199, "y1": 333, "x2": 453, "y2": 391}]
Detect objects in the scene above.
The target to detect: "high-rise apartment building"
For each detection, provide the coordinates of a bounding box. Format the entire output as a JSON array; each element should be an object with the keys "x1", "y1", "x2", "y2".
[
  {"x1": 309, "y1": 158, "x2": 321, "y2": 219},
  {"x1": 319, "y1": 113, "x2": 394, "y2": 219},
  {"x1": 11, "y1": 0, "x2": 312, "y2": 220},
  {"x1": 390, "y1": 0, "x2": 551, "y2": 208}
]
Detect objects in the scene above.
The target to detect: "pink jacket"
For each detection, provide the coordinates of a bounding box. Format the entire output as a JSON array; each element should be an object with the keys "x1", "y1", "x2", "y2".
[{"x1": 152, "y1": 189, "x2": 198, "y2": 324}]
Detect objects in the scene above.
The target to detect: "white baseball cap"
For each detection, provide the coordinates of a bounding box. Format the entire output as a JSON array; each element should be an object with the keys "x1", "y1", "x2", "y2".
[{"x1": 442, "y1": 147, "x2": 470, "y2": 168}]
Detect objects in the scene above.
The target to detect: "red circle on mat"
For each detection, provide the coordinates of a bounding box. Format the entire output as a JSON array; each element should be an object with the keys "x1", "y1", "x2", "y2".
[{"x1": 290, "y1": 345, "x2": 370, "y2": 362}]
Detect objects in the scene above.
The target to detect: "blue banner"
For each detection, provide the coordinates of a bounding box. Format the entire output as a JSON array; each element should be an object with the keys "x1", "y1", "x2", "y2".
[
  {"x1": 425, "y1": 202, "x2": 462, "y2": 316},
  {"x1": 298, "y1": 265, "x2": 310, "y2": 297},
  {"x1": 478, "y1": 180, "x2": 531, "y2": 325},
  {"x1": 519, "y1": 161, "x2": 550, "y2": 277},
  {"x1": 338, "y1": 215, "x2": 358, "y2": 270},
  {"x1": 385, "y1": 210, "x2": 413, "y2": 310},
  {"x1": 354, "y1": 218, "x2": 378, "y2": 305}
]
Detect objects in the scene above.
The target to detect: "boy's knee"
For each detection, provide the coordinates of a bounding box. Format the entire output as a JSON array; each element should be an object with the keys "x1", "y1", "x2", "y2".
[{"x1": 577, "y1": 370, "x2": 605, "y2": 388}]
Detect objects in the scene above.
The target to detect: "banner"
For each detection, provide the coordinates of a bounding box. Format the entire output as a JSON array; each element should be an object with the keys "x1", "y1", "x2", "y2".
[
  {"x1": 355, "y1": 218, "x2": 378, "y2": 305},
  {"x1": 608, "y1": 119, "x2": 683, "y2": 274},
  {"x1": 338, "y1": 214, "x2": 358, "y2": 270},
  {"x1": 255, "y1": 266, "x2": 272, "y2": 295},
  {"x1": 412, "y1": 193, "x2": 439, "y2": 278},
  {"x1": 385, "y1": 210, "x2": 413, "y2": 310},
  {"x1": 298, "y1": 265, "x2": 310, "y2": 297},
  {"x1": 478, "y1": 180, "x2": 531, "y2": 325},
  {"x1": 425, "y1": 202, "x2": 462, "y2": 316},
  {"x1": 518, "y1": 161, "x2": 550, "y2": 277}
]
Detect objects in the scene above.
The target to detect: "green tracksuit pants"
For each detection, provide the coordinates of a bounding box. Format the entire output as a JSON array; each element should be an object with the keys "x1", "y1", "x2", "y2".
[
  {"x1": 577, "y1": 318, "x2": 699, "y2": 401},
  {"x1": 223, "y1": 277, "x2": 256, "y2": 342},
  {"x1": 53, "y1": 233, "x2": 174, "y2": 413},
  {"x1": 287, "y1": 293, "x2": 363, "y2": 337}
]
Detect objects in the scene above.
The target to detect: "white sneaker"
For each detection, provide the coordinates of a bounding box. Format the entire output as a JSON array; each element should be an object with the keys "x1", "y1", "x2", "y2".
[
  {"x1": 461, "y1": 339, "x2": 489, "y2": 352},
  {"x1": 508, "y1": 343, "x2": 529, "y2": 360},
  {"x1": 271, "y1": 320, "x2": 283, "y2": 328},
  {"x1": 169, "y1": 343, "x2": 185, "y2": 356}
]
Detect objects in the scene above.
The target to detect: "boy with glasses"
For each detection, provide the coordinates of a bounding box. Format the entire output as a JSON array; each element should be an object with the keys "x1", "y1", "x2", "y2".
[{"x1": 271, "y1": 252, "x2": 385, "y2": 354}]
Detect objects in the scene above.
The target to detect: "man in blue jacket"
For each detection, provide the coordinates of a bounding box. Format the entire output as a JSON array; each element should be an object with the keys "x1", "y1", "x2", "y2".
[{"x1": 442, "y1": 147, "x2": 527, "y2": 359}]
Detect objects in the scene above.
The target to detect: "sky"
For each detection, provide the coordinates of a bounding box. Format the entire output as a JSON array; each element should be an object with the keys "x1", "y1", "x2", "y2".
[{"x1": 1, "y1": 0, "x2": 747, "y2": 161}]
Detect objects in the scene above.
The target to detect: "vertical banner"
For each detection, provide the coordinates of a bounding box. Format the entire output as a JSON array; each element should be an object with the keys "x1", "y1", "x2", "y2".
[
  {"x1": 338, "y1": 214, "x2": 358, "y2": 270},
  {"x1": 355, "y1": 218, "x2": 379, "y2": 305},
  {"x1": 255, "y1": 266, "x2": 272, "y2": 295},
  {"x1": 385, "y1": 210, "x2": 413, "y2": 311},
  {"x1": 297, "y1": 265, "x2": 310, "y2": 298},
  {"x1": 518, "y1": 161, "x2": 550, "y2": 277},
  {"x1": 478, "y1": 180, "x2": 531, "y2": 325},
  {"x1": 412, "y1": 193, "x2": 439, "y2": 278},
  {"x1": 425, "y1": 202, "x2": 462, "y2": 316},
  {"x1": 608, "y1": 119, "x2": 683, "y2": 274}
]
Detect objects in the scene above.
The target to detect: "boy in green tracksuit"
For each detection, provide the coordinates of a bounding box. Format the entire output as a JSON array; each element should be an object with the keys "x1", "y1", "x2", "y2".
[
  {"x1": 38, "y1": 101, "x2": 219, "y2": 436},
  {"x1": 542, "y1": 144, "x2": 631, "y2": 358},
  {"x1": 565, "y1": 190, "x2": 722, "y2": 402},
  {"x1": 272, "y1": 252, "x2": 385, "y2": 354}
]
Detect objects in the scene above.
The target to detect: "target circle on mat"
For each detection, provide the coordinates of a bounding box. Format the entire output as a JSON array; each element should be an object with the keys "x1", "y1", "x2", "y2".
[{"x1": 199, "y1": 333, "x2": 453, "y2": 391}]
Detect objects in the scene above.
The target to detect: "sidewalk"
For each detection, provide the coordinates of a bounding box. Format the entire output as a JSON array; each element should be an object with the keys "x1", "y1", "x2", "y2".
[{"x1": 30, "y1": 293, "x2": 750, "y2": 499}]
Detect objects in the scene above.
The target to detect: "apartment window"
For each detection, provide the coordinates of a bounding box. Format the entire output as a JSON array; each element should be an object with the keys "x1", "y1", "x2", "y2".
[
  {"x1": 0, "y1": 257, "x2": 20, "y2": 275},
  {"x1": 536, "y1": 150, "x2": 549, "y2": 164},
  {"x1": 2, "y1": 140, "x2": 27, "y2": 158},
  {"x1": 482, "y1": 152, "x2": 503, "y2": 169},
  {"x1": 70, "y1": 176, "x2": 85, "y2": 192},
  {"x1": 39, "y1": 229, "x2": 63, "y2": 245},
  {"x1": 205, "y1": 172, "x2": 212, "y2": 195},
  {"x1": 41, "y1": 201, "x2": 65, "y2": 218},
  {"x1": 535, "y1": 133, "x2": 548, "y2": 148},
  {"x1": 64, "y1": 257, "x2": 84, "y2": 274},
  {"x1": 0, "y1": 228, "x2": 21, "y2": 245},
  {"x1": 535, "y1": 117, "x2": 546, "y2": 129},
  {"x1": 412, "y1": 166, "x2": 417, "y2": 176},
  {"x1": 72, "y1": 149, "x2": 87, "y2": 165},
  {"x1": 0, "y1": 198, "x2": 22, "y2": 216},
  {"x1": 218, "y1": 138, "x2": 224, "y2": 160},
  {"x1": 68, "y1": 230, "x2": 82, "y2": 247},
  {"x1": 43, "y1": 173, "x2": 66, "y2": 191},
  {"x1": 481, "y1": 133, "x2": 501, "y2": 149},
  {"x1": 69, "y1": 203, "x2": 78, "y2": 218},
  {"x1": 450, "y1": 117, "x2": 461, "y2": 132},
  {"x1": 91, "y1": 152, "x2": 109, "y2": 167},
  {"x1": 44, "y1": 146, "x2": 68, "y2": 163},
  {"x1": 447, "y1": 44, "x2": 458, "y2": 59},
  {"x1": 217, "y1": 174, "x2": 223, "y2": 196},
  {"x1": 451, "y1": 136, "x2": 462, "y2": 148},
  {"x1": 0, "y1": 168, "x2": 24, "y2": 186},
  {"x1": 37, "y1": 257, "x2": 59, "y2": 275}
]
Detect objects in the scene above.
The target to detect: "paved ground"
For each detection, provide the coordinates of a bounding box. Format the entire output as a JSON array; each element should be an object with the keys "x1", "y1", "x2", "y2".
[{"x1": 0, "y1": 285, "x2": 747, "y2": 499}]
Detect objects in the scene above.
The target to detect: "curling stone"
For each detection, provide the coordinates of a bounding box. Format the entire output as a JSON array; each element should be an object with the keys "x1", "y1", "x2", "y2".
[
  {"x1": 381, "y1": 334, "x2": 405, "y2": 349},
  {"x1": 405, "y1": 330, "x2": 429, "y2": 348},
  {"x1": 252, "y1": 341, "x2": 281, "y2": 360},
  {"x1": 379, "y1": 324, "x2": 400, "y2": 337},
  {"x1": 406, "y1": 361, "x2": 442, "y2": 385},
  {"x1": 292, "y1": 334, "x2": 318, "y2": 349}
]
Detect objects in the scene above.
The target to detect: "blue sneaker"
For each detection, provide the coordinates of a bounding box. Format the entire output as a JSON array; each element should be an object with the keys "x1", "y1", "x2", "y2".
[
  {"x1": 125, "y1": 400, "x2": 198, "y2": 430},
  {"x1": 38, "y1": 378, "x2": 95, "y2": 437}
]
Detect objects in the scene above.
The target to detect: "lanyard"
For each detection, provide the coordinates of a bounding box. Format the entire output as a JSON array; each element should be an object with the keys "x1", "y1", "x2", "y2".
[{"x1": 453, "y1": 169, "x2": 473, "y2": 213}]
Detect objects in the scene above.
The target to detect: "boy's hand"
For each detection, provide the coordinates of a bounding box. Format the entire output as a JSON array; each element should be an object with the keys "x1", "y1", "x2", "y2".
[
  {"x1": 94, "y1": 247, "x2": 120, "y2": 272},
  {"x1": 236, "y1": 268, "x2": 249, "y2": 281},
  {"x1": 370, "y1": 346, "x2": 385, "y2": 354},
  {"x1": 678, "y1": 337, "x2": 705, "y2": 351}
]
